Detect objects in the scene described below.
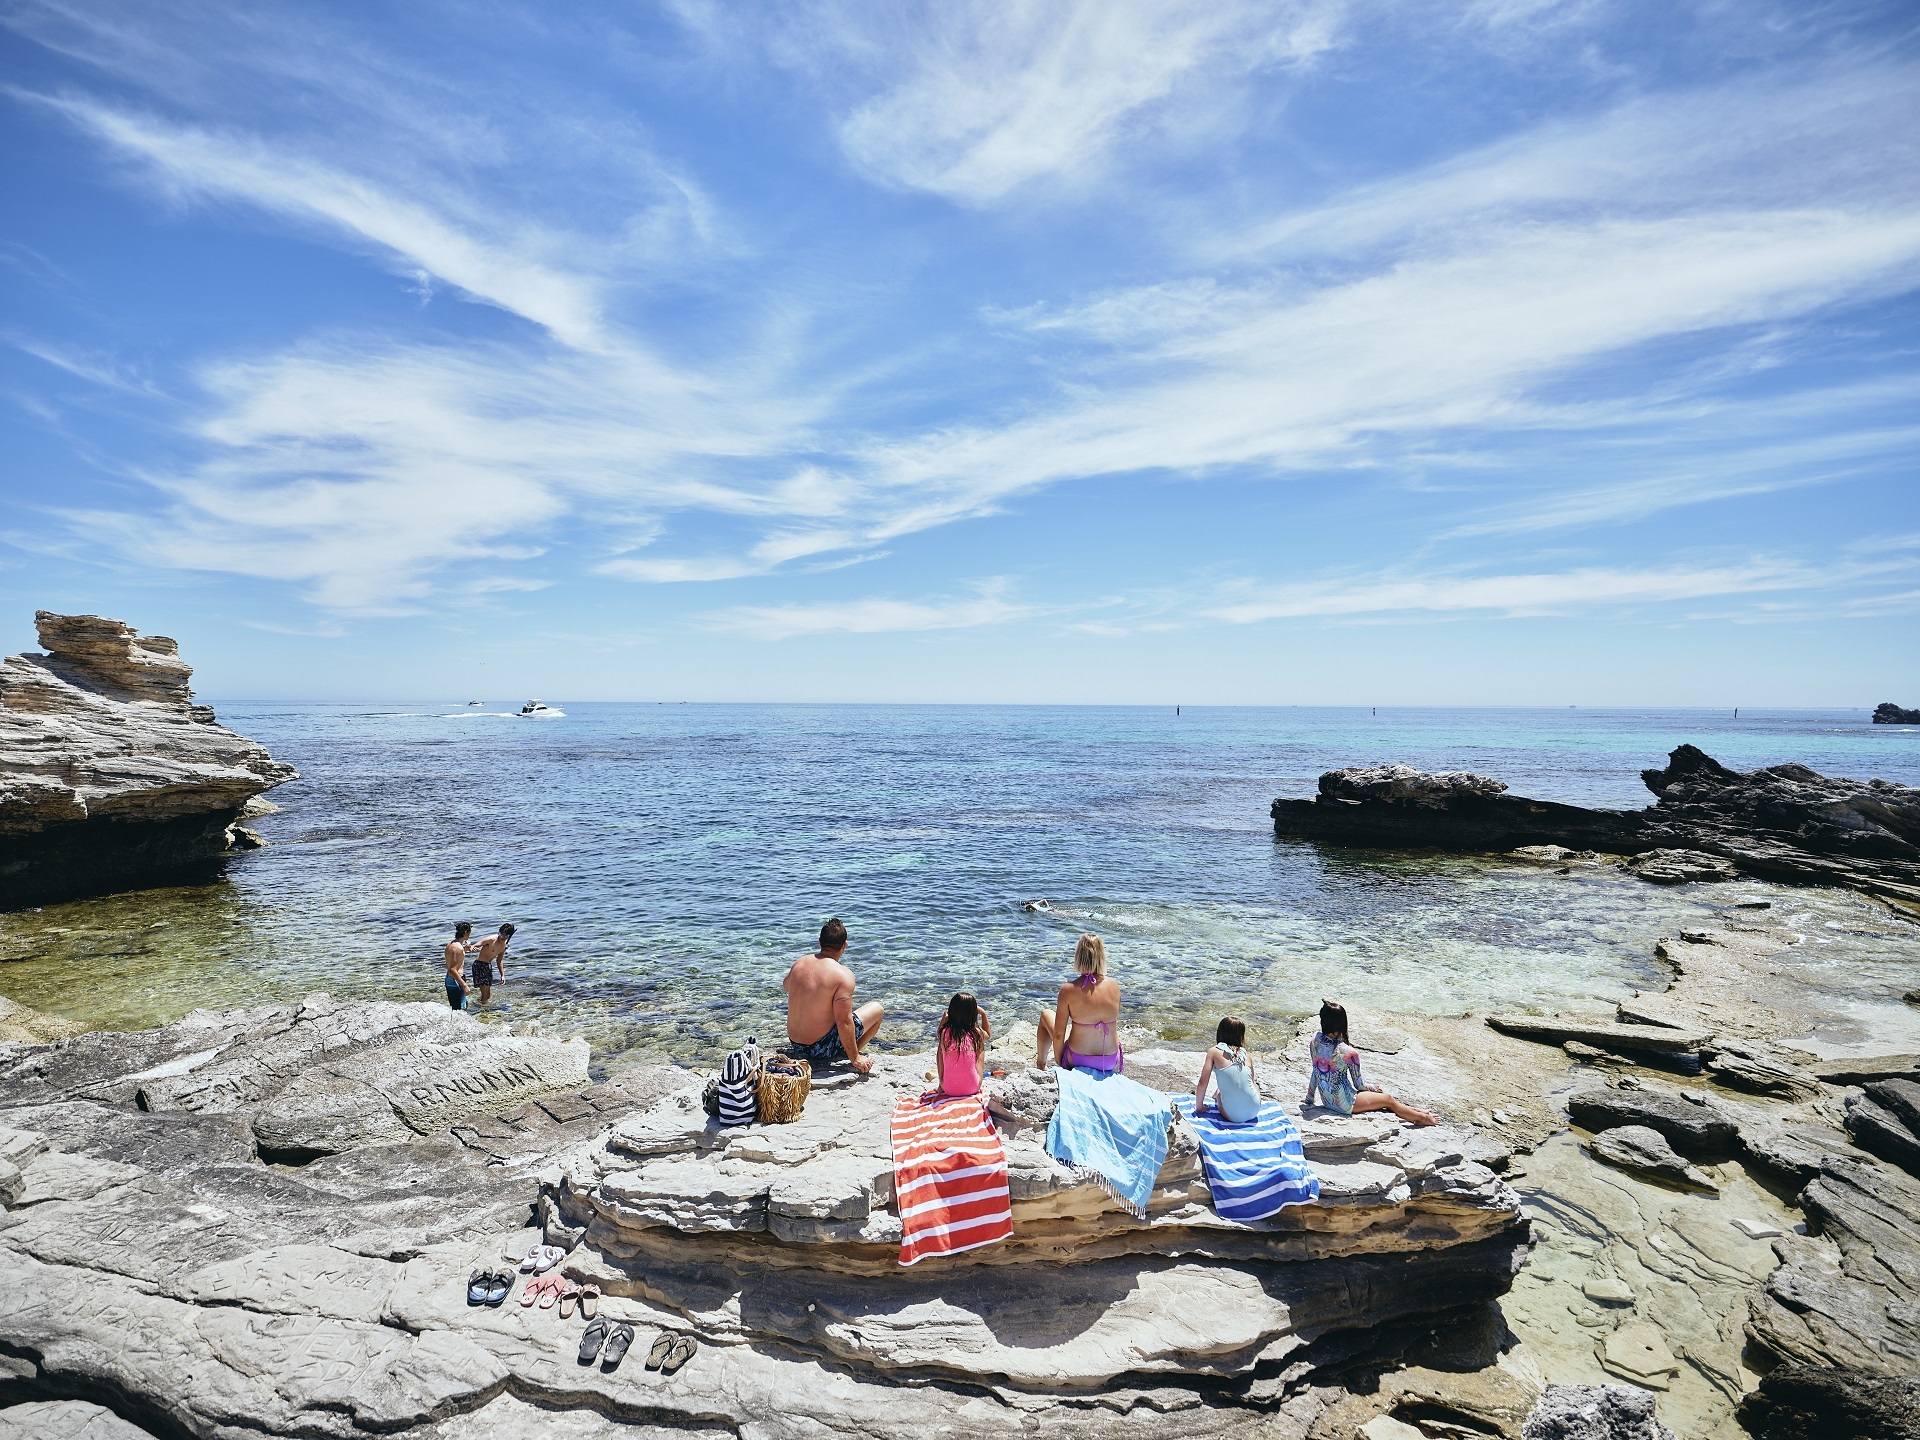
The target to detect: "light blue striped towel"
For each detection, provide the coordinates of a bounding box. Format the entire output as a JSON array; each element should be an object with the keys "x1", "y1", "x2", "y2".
[
  {"x1": 1173, "y1": 1096, "x2": 1321, "y2": 1222},
  {"x1": 1047, "y1": 1067, "x2": 1171, "y2": 1218}
]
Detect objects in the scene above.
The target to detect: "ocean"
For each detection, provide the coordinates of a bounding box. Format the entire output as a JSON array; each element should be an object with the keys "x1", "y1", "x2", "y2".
[{"x1": 3, "y1": 704, "x2": 1916, "y2": 1071}]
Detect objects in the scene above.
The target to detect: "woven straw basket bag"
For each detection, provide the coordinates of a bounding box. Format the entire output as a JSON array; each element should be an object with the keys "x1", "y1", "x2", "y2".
[{"x1": 757, "y1": 1055, "x2": 811, "y2": 1124}]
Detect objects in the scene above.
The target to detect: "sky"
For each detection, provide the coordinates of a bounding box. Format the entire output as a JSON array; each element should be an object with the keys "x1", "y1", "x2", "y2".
[{"x1": 1, "y1": 0, "x2": 1916, "y2": 705}]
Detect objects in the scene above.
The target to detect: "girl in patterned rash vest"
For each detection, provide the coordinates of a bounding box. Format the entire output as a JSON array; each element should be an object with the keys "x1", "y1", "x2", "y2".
[{"x1": 1306, "y1": 999, "x2": 1438, "y2": 1126}]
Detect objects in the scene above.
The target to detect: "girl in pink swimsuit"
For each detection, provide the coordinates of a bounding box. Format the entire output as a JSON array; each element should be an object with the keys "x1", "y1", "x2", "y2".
[
  {"x1": 936, "y1": 992, "x2": 991, "y2": 1097},
  {"x1": 1035, "y1": 934, "x2": 1123, "y2": 1073}
]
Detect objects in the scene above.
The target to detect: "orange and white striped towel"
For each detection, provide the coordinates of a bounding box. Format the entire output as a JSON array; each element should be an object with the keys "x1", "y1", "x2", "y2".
[{"x1": 890, "y1": 1094, "x2": 1014, "y2": 1266}]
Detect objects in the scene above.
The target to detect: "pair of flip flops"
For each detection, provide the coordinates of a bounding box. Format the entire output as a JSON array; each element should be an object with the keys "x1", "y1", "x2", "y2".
[
  {"x1": 519, "y1": 1273, "x2": 570, "y2": 1309},
  {"x1": 578, "y1": 1317, "x2": 636, "y2": 1368},
  {"x1": 466, "y1": 1270, "x2": 513, "y2": 1307},
  {"x1": 646, "y1": 1331, "x2": 697, "y2": 1374},
  {"x1": 559, "y1": 1282, "x2": 601, "y2": 1319},
  {"x1": 519, "y1": 1243, "x2": 567, "y2": 1274}
]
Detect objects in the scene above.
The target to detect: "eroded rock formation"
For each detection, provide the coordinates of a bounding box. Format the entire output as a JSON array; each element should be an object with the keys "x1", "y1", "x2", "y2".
[
  {"x1": 0, "y1": 612, "x2": 295, "y2": 907},
  {"x1": 1272, "y1": 745, "x2": 1920, "y2": 909},
  {"x1": 0, "y1": 1000, "x2": 1527, "y2": 1439}
]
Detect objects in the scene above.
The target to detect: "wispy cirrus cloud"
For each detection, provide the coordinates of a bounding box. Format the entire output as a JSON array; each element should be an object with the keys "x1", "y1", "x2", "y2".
[
  {"x1": 832, "y1": 0, "x2": 1344, "y2": 203},
  {"x1": 32, "y1": 95, "x2": 610, "y2": 348},
  {"x1": 1206, "y1": 559, "x2": 1841, "y2": 624},
  {"x1": 706, "y1": 580, "x2": 1039, "y2": 640},
  {"x1": 5, "y1": 0, "x2": 1917, "y2": 642}
]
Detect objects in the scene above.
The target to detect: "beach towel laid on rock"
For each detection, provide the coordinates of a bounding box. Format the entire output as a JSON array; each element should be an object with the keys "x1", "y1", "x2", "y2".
[
  {"x1": 1046, "y1": 1067, "x2": 1171, "y2": 1217},
  {"x1": 890, "y1": 1094, "x2": 1014, "y2": 1266},
  {"x1": 1173, "y1": 1096, "x2": 1321, "y2": 1222}
]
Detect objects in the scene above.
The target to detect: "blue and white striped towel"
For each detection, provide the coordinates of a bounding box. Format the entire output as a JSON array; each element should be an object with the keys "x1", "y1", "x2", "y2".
[
  {"x1": 1173, "y1": 1096, "x2": 1320, "y2": 1222},
  {"x1": 1047, "y1": 1067, "x2": 1171, "y2": 1218}
]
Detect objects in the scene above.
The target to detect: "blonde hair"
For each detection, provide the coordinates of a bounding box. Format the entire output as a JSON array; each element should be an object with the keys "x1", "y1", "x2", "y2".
[{"x1": 1073, "y1": 933, "x2": 1106, "y2": 978}]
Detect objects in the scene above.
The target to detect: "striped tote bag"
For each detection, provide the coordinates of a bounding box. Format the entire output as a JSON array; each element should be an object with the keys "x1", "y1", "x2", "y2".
[{"x1": 717, "y1": 1038, "x2": 761, "y2": 1126}]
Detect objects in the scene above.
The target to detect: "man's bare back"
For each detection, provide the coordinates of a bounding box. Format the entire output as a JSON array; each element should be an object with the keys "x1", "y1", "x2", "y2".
[
  {"x1": 782, "y1": 919, "x2": 884, "y2": 1075},
  {"x1": 443, "y1": 924, "x2": 473, "y2": 1009}
]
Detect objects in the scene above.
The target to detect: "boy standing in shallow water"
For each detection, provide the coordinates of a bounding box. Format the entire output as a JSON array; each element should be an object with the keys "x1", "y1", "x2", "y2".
[
  {"x1": 471, "y1": 924, "x2": 514, "y2": 1005},
  {"x1": 444, "y1": 922, "x2": 473, "y2": 1009}
]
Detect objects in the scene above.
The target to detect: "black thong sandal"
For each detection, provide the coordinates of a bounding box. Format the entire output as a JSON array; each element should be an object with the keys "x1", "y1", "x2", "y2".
[
  {"x1": 645, "y1": 1332, "x2": 674, "y2": 1370},
  {"x1": 602, "y1": 1322, "x2": 636, "y2": 1370},
  {"x1": 466, "y1": 1270, "x2": 490, "y2": 1306},
  {"x1": 576, "y1": 1317, "x2": 610, "y2": 1365},
  {"x1": 661, "y1": 1334, "x2": 697, "y2": 1375},
  {"x1": 485, "y1": 1271, "x2": 513, "y2": 1307}
]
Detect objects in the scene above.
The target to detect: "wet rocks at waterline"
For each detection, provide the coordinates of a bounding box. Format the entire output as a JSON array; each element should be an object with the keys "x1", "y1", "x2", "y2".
[
  {"x1": 0, "y1": 611, "x2": 296, "y2": 906},
  {"x1": 1272, "y1": 743, "x2": 1920, "y2": 908}
]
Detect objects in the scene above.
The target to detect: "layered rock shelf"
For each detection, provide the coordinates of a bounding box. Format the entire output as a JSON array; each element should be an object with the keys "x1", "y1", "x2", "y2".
[
  {"x1": 0, "y1": 612, "x2": 295, "y2": 907},
  {"x1": 545, "y1": 1051, "x2": 1525, "y2": 1403},
  {"x1": 1271, "y1": 746, "x2": 1920, "y2": 910},
  {"x1": 4, "y1": 905, "x2": 1918, "y2": 1436},
  {"x1": 0, "y1": 997, "x2": 1529, "y2": 1439}
]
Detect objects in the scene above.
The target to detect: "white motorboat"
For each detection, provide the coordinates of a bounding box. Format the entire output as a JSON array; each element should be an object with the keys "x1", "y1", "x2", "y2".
[{"x1": 517, "y1": 699, "x2": 565, "y2": 717}]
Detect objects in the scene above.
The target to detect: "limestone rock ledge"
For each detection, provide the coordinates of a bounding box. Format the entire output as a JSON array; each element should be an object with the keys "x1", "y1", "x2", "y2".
[
  {"x1": 0, "y1": 611, "x2": 296, "y2": 906},
  {"x1": 0, "y1": 1005, "x2": 1526, "y2": 1439},
  {"x1": 544, "y1": 1046, "x2": 1528, "y2": 1407}
]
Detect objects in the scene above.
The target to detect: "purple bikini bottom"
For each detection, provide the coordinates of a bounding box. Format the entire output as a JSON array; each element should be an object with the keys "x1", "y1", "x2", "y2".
[{"x1": 1061, "y1": 1046, "x2": 1122, "y2": 1074}]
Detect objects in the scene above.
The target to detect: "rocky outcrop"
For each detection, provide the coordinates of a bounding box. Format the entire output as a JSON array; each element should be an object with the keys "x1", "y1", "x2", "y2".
[
  {"x1": 1566, "y1": 1080, "x2": 1740, "y2": 1162},
  {"x1": 1747, "y1": 1151, "x2": 1920, "y2": 1379},
  {"x1": 0, "y1": 1007, "x2": 1527, "y2": 1439},
  {"x1": 0, "y1": 612, "x2": 295, "y2": 906},
  {"x1": 544, "y1": 1046, "x2": 1527, "y2": 1416},
  {"x1": 1585, "y1": 1125, "x2": 1717, "y2": 1191},
  {"x1": 1843, "y1": 1079, "x2": 1920, "y2": 1179},
  {"x1": 1874, "y1": 702, "x2": 1920, "y2": 725},
  {"x1": 1272, "y1": 745, "x2": 1920, "y2": 908},
  {"x1": 1521, "y1": 1384, "x2": 1676, "y2": 1440},
  {"x1": 1736, "y1": 1364, "x2": 1920, "y2": 1439}
]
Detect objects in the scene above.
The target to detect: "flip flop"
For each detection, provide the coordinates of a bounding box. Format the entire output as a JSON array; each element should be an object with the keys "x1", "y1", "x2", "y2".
[
  {"x1": 519, "y1": 1243, "x2": 559, "y2": 1274},
  {"x1": 537, "y1": 1276, "x2": 560, "y2": 1309},
  {"x1": 661, "y1": 1334, "x2": 697, "y2": 1375},
  {"x1": 576, "y1": 1317, "x2": 609, "y2": 1365},
  {"x1": 602, "y1": 1322, "x2": 635, "y2": 1370},
  {"x1": 485, "y1": 1271, "x2": 513, "y2": 1307},
  {"x1": 558, "y1": 1282, "x2": 581, "y2": 1319},
  {"x1": 645, "y1": 1332, "x2": 674, "y2": 1370},
  {"x1": 578, "y1": 1284, "x2": 600, "y2": 1320},
  {"x1": 466, "y1": 1270, "x2": 490, "y2": 1306},
  {"x1": 518, "y1": 1275, "x2": 542, "y2": 1307}
]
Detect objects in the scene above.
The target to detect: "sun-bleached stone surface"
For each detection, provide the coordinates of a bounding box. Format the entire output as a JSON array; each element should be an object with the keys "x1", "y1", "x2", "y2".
[
  {"x1": 0, "y1": 999, "x2": 1526, "y2": 1439},
  {"x1": 544, "y1": 1045, "x2": 1527, "y2": 1410},
  {"x1": 0, "y1": 611, "x2": 296, "y2": 905}
]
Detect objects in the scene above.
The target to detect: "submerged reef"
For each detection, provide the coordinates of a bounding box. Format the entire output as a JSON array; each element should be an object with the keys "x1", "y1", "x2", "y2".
[{"x1": 0, "y1": 611, "x2": 295, "y2": 908}]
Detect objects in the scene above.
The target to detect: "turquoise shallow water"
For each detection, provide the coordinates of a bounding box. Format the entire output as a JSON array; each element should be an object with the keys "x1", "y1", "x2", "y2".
[{"x1": 2, "y1": 705, "x2": 1916, "y2": 1070}]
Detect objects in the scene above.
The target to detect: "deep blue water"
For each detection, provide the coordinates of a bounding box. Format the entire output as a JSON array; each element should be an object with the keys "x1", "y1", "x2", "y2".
[{"x1": 3, "y1": 704, "x2": 1916, "y2": 1067}]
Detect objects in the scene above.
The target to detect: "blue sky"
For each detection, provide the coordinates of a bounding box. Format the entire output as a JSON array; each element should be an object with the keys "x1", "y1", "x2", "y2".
[{"x1": 2, "y1": 0, "x2": 1916, "y2": 704}]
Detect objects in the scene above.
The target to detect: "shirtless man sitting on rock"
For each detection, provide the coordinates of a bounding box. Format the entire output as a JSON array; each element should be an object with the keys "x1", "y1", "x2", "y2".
[{"x1": 783, "y1": 918, "x2": 884, "y2": 1075}]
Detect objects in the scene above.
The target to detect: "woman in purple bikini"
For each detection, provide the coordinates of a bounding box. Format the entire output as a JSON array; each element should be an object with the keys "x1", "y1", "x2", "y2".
[{"x1": 1034, "y1": 933, "x2": 1123, "y2": 1073}]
